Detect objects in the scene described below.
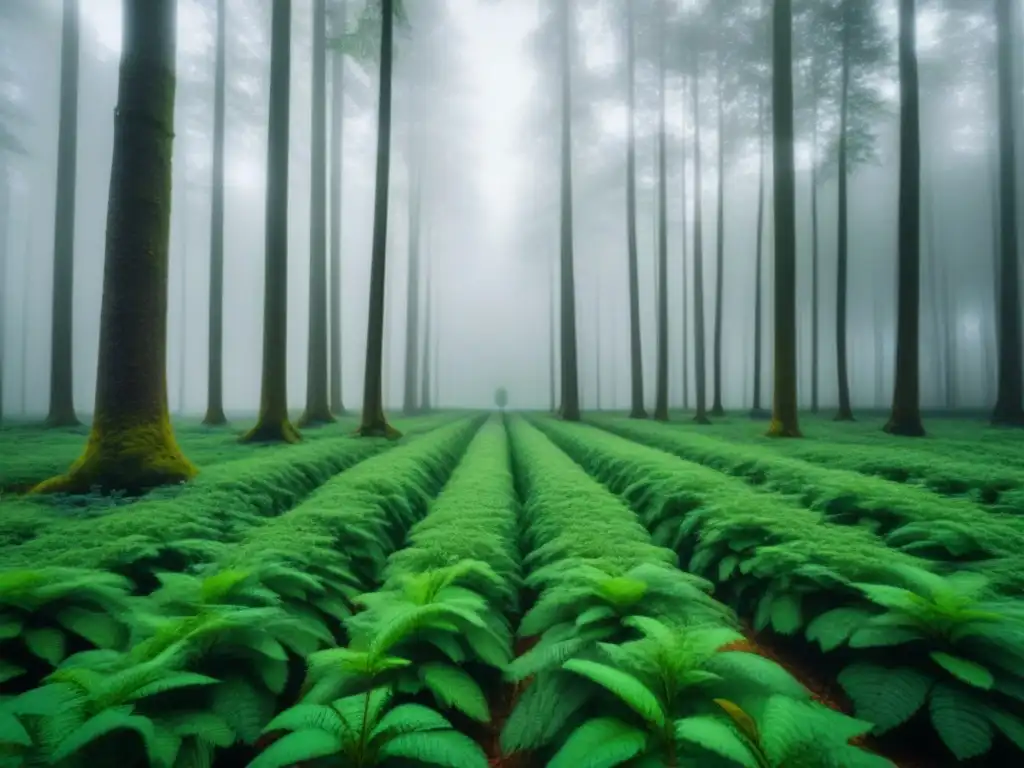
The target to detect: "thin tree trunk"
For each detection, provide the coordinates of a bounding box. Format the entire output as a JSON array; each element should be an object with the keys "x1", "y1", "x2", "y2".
[
  {"x1": 177, "y1": 173, "x2": 188, "y2": 416},
  {"x1": 328, "y1": 0, "x2": 346, "y2": 416},
  {"x1": 680, "y1": 78, "x2": 690, "y2": 411},
  {"x1": 0, "y1": 164, "x2": 7, "y2": 425},
  {"x1": 358, "y1": 0, "x2": 399, "y2": 436},
  {"x1": 710, "y1": 17, "x2": 726, "y2": 417},
  {"x1": 402, "y1": 147, "x2": 422, "y2": 415},
  {"x1": 33, "y1": 0, "x2": 197, "y2": 493},
  {"x1": 654, "y1": 0, "x2": 669, "y2": 421},
  {"x1": 752, "y1": 88, "x2": 766, "y2": 414},
  {"x1": 884, "y1": 0, "x2": 925, "y2": 436},
  {"x1": 300, "y1": 0, "x2": 334, "y2": 426},
  {"x1": 242, "y1": 0, "x2": 300, "y2": 443},
  {"x1": 557, "y1": 0, "x2": 580, "y2": 421},
  {"x1": 810, "y1": 57, "x2": 820, "y2": 414},
  {"x1": 420, "y1": 222, "x2": 432, "y2": 412},
  {"x1": 46, "y1": 0, "x2": 81, "y2": 427},
  {"x1": 625, "y1": 1, "x2": 645, "y2": 418},
  {"x1": 767, "y1": 0, "x2": 801, "y2": 438},
  {"x1": 595, "y1": 271, "x2": 602, "y2": 409},
  {"x1": 203, "y1": 0, "x2": 227, "y2": 425},
  {"x1": 835, "y1": 3, "x2": 854, "y2": 421},
  {"x1": 992, "y1": 0, "x2": 1024, "y2": 425},
  {"x1": 691, "y1": 45, "x2": 710, "y2": 424},
  {"x1": 549, "y1": 254, "x2": 556, "y2": 411},
  {"x1": 20, "y1": 226, "x2": 29, "y2": 415}
]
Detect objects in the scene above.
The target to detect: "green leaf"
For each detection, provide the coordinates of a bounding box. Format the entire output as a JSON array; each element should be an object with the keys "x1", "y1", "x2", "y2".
[
  {"x1": 378, "y1": 730, "x2": 489, "y2": 768},
  {"x1": 718, "y1": 555, "x2": 739, "y2": 582},
  {"x1": 129, "y1": 672, "x2": 221, "y2": 701},
  {"x1": 805, "y1": 607, "x2": 873, "y2": 652},
  {"x1": 929, "y1": 684, "x2": 993, "y2": 760},
  {"x1": 56, "y1": 607, "x2": 124, "y2": 648},
  {"x1": 674, "y1": 715, "x2": 759, "y2": 767},
  {"x1": 0, "y1": 711, "x2": 31, "y2": 747},
  {"x1": 563, "y1": 659, "x2": 665, "y2": 728},
  {"x1": 51, "y1": 708, "x2": 157, "y2": 763},
  {"x1": 0, "y1": 612, "x2": 23, "y2": 640},
  {"x1": 548, "y1": 717, "x2": 647, "y2": 768},
  {"x1": 848, "y1": 625, "x2": 923, "y2": 648},
  {"x1": 24, "y1": 627, "x2": 66, "y2": 665},
  {"x1": 770, "y1": 593, "x2": 803, "y2": 635},
  {"x1": 0, "y1": 661, "x2": 25, "y2": 684},
  {"x1": 262, "y1": 704, "x2": 343, "y2": 736},
  {"x1": 837, "y1": 664, "x2": 932, "y2": 733},
  {"x1": 371, "y1": 703, "x2": 452, "y2": 741},
  {"x1": 984, "y1": 705, "x2": 1024, "y2": 751},
  {"x1": 419, "y1": 663, "x2": 490, "y2": 723},
  {"x1": 248, "y1": 730, "x2": 344, "y2": 768},
  {"x1": 929, "y1": 652, "x2": 993, "y2": 690}
]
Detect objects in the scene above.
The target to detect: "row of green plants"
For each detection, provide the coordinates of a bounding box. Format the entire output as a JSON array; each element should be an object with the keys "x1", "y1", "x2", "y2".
[
  {"x1": 0, "y1": 413, "x2": 453, "y2": 567},
  {"x1": 536, "y1": 416, "x2": 1024, "y2": 762},
  {"x1": 594, "y1": 416, "x2": 1024, "y2": 566},
  {"x1": 502, "y1": 417, "x2": 892, "y2": 768},
  {"x1": 251, "y1": 417, "x2": 522, "y2": 768},
  {"x1": 0, "y1": 416, "x2": 483, "y2": 767}
]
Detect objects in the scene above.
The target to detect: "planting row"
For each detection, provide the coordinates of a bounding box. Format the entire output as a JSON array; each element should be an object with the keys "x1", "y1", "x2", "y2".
[
  {"x1": 502, "y1": 417, "x2": 892, "y2": 768},
  {"x1": 0, "y1": 415, "x2": 483, "y2": 767},
  {"x1": 534, "y1": 416, "x2": 1024, "y2": 763},
  {"x1": 0, "y1": 412, "x2": 454, "y2": 565},
  {"x1": 594, "y1": 416, "x2": 1024, "y2": 568}
]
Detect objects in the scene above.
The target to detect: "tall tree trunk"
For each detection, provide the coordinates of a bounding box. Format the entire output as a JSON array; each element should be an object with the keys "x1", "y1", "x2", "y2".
[
  {"x1": 0, "y1": 165, "x2": 7, "y2": 425},
  {"x1": 300, "y1": 0, "x2": 334, "y2": 426},
  {"x1": 176, "y1": 174, "x2": 188, "y2": 416},
  {"x1": 34, "y1": 0, "x2": 197, "y2": 493},
  {"x1": 752, "y1": 89, "x2": 766, "y2": 414},
  {"x1": 203, "y1": 0, "x2": 227, "y2": 425},
  {"x1": 329, "y1": 0, "x2": 347, "y2": 416},
  {"x1": 835, "y1": 3, "x2": 854, "y2": 421},
  {"x1": 358, "y1": 0, "x2": 399, "y2": 436},
  {"x1": 884, "y1": 0, "x2": 925, "y2": 436},
  {"x1": 242, "y1": 0, "x2": 300, "y2": 443},
  {"x1": 549, "y1": 255, "x2": 557, "y2": 411},
  {"x1": 691, "y1": 45, "x2": 710, "y2": 424},
  {"x1": 625, "y1": 1, "x2": 646, "y2": 418},
  {"x1": 992, "y1": 0, "x2": 1024, "y2": 425},
  {"x1": 419, "y1": 225, "x2": 432, "y2": 412},
  {"x1": 653, "y1": 0, "x2": 669, "y2": 422},
  {"x1": 20, "y1": 227, "x2": 29, "y2": 415},
  {"x1": 680, "y1": 79, "x2": 690, "y2": 411},
  {"x1": 710, "y1": 17, "x2": 726, "y2": 417},
  {"x1": 46, "y1": 0, "x2": 81, "y2": 428},
  {"x1": 595, "y1": 272, "x2": 602, "y2": 409},
  {"x1": 810, "y1": 57, "x2": 820, "y2": 414},
  {"x1": 767, "y1": 0, "x2": 801, "y2": 438},
  {"x1": 402, "y1": 151, "x2": 422, "y2": 415},
  {"x1": 557, "y1": 0, "x2": 580, "y2": 422}
]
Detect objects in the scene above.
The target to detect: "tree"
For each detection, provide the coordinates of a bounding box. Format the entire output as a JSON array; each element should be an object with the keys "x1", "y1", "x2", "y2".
[
  {"x1": 357, "y1": 0, "x2": 402, "y2": 437},
  {"x1": 329, "y1": 0, "x2": 348, "y2": 416},
  {"x1": 690, "y1": 39, "x2": 710, "y2": 425},
  {"x1": 991, "y1": 0, "x2": 1023, "y2": 426},
  {"x1": 884, "y1": 0, "x2": 925, "y2": 437},
  {"x1": 420, "y1": 227, "x2": 432, "y2": 412},
  {"x1": 203, "y1": 0, "x2": 228, "y2": 426},
  {"x1": 33, "y1": 0, "x2": 197, "y2": 493},
  {"x1": 709, "y1": 1, "x2": 727, "y2": 418},
  {"x1": 625, "y1": 0, "x2": 647, "y2": 419},
  {"x1": 242, "y1": 0, "x2": 301, "y2": 444},
  {"x1": 494, "y1": 386, "x2": 508, "y2": 410},
  {"x1": 402, "y1": 145, "x2": 422, "y2": 415},
  {"x1": 653, "y1": 0, "x2": 669, "y2": 422},
  {"x1": 45, "y1": 0, "x2": 81, "y2": 428},
  {"x1": 300, "y1": 0, "x2": 335, "y2": 427},
  {"x1": 767, "y1": 0, "x2": 801, "y2": 438}
]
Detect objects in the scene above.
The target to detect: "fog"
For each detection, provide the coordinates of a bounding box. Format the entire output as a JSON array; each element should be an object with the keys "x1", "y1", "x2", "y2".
[{"x1": 0, "y1": 0, "x2": 1020, "y2": 417}]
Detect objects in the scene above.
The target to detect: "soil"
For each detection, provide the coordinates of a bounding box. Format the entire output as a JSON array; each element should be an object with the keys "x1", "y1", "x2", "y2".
[{"x1": 477, "y1": 635, "x2": 541, "y2": 768}]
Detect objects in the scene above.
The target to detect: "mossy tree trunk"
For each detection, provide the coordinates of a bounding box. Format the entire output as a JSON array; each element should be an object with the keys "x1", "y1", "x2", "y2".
[
  {"x1": 834, "y1": 1, "x2": 854, "y2": 422},
  {"x1": 691, "y1": 44, "x2": 710, "y2": 425},
  {"x1": 992, "y1": 0, "x2": 1024, "y2": 426},
  {"x1": 329, "y1": 0, "x2": 347, "y2": 416},
  {"x1": 710, "y1": 12, "x2": 726, "y2": 418},
  {"x1": 884, "y1": 0, "x2": 925, "y2": 437},
  {"x1": 624, "y1": 1, "x2": 646, "y2": 419},
  {"x1": 767, "y1": 0, "x2": 802, "y2": 438},
  {"x1": 45, "y1": 0, "x2": 81, "y2": 429},
  {"x1": 358, "y1": 0, "x2": 400, "y2": 438},
  {"x1": 653, "y1": 0, "x2": 669, "y2": 423},
  {"x1": 557, "y1": 0, "x2": 580, "y2": 422},
  {"x1": 300, "y1": 0, "x2": 334, "y2": 428},
  {"x1": 33, "y1": 0, "x2": 197, "y2": 493},
  {"x1": 203, "y1": 0, "x2": 227, "y2": 426},
  {"x1": 242, "y1": 0, "x2": 300, "y2": 444},
  {"x1": 401, "y1": 147, "x2": 422, "y2": 416}
]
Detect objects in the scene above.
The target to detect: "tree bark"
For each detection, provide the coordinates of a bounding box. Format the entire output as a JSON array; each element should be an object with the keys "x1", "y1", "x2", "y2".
[
  {"x1": 653, "y1": 0, "x2": 669, "y2": 422},
  {"x1": 767, "y1": 0, "x2": 801, "y2": 438},
  {"x1": 46, "y1": 0, "x2": 81, "y2": 428},
  {"x1": 549, "y1": 254, "x2": 557, "y2": 411},
  {"x1": 835, "y1": 1, "x2": 854, "y2": 421},
  {"x1": 329, "y1": 0, "x2": 347, "y2": 416},
  {"x1": 691, "y1": 44, "x2": 710, "y2": 425},
  {"x1": 625, "y1": 1, "x2": 646, "y2": 419},
  {"x1": 710, "y1": 14, "x2": 726, "y2": 418},
  {"x1": 420, "y1": 225, "x2": 432, "y2": 412},
  {"x1": 242, "y1": 0, "x2": 300, "y2": 444},
  {"x1": 402, "y1": 147, "x2": 422, "y2": 415},
  {"x1": 992, "y1": 0, "x2": 1024, "y2": 425},
  {"x1": 884, "y1": 0, "x2": 925, "y2": 437},
  {"x1": 358, "y1": 0, "x2": 400, "y2": 437},
  {"x1": 680, "y1": 79, "x2": 690, "y2": 411},
  {"x1": 0, "y1": 164, "x2": 7, "y2": 425},
  {"x1": 809, "y1": 56, "x2": 820, "y2": 415},
  {"x1": 203, "y1": 0, "x2": 227, "y2": 426},
  {"x1": 33, "y1": 0, "x2": 198, "y2": 493},
  {"x1": 752, "y1": 88, "x2": 766, "y2": 415},
  {"x1": 300, "y1": 0, "x2": 334, "y2": 427}
]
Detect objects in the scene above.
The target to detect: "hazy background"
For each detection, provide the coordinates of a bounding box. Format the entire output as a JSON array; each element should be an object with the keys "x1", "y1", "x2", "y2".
[{"x1": 0, "y1": 0, "x2": 1019, "y2": 415}]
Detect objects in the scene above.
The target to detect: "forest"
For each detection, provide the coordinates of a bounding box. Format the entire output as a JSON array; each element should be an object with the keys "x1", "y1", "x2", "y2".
[{"x1": 1, "y1": 0, "x2": 1023, "y2": 766}]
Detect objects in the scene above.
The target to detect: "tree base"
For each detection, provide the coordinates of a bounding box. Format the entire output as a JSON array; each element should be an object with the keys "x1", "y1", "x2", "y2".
[
  {"x1": 331, "y1": 404, "x2": 347, "y2": 417},
  {"x1": 766, "y1": 419, "x2": 803, "y2": 438},
  {"x1": 693, "y1": 412, "x2": 712, "y2": 425},
  {"x1": 558, "y1": 406, "x2": 581, "y2": 422},
  {"x1": 990, "y1": 406, "x2": 1024, "y2": 427},
  {"x1": 710, "y1": 405, "x2": 726, "y2": 417},
  {"x1": 355, "y1": 421, "x2": 403, "y2": 439},
  {"x1": 883, "y1": 418, "x2": 925, "y2": 437},
  {"x1": 44, "y1": 411, "x2": 81, "y2": 429},
  {"x1": 240, "y1": 418, "x2": 302, "y2": 444},
  {"x1": 297, "y1": 407, "x2": 336, "y2": 428},
  {"x1": 31, "y1": 423, "x2": 198, "y2": 495},
  {"x1": 833, "y1": 410, "x2": 855, "y2": 422},
  {"x1": 202, "y1": 410, "x2": 228, "y2": 427},
  {"x1": 628, "y1": 408, "x2": 648, "y2": 419},
  {"x1": 652, "y1": 409, "x2": 669, "y2": 422}
]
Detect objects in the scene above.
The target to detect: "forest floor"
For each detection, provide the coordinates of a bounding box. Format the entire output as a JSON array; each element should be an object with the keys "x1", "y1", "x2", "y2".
[{"x1": 0, "y1": 410, "x2": 1021, "y2": 767}]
